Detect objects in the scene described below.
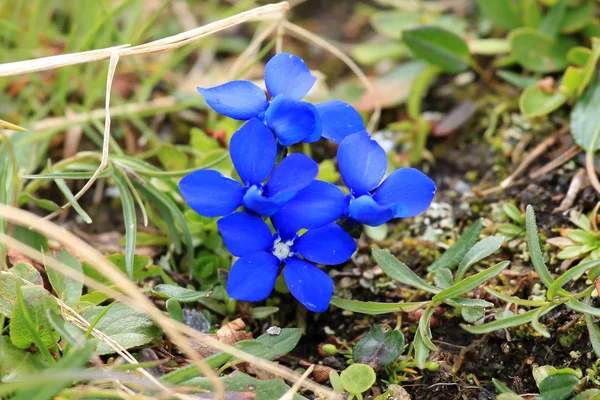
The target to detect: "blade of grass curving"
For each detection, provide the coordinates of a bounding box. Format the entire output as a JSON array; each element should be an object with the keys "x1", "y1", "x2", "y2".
[
  {"x1": 49, "y1": 162, "x2": 92, "y2": 224},
  {"x1": 455, "y1": 236, "x2": 505, "y2": 282},
  {"x1": 138, "y1": 186, "x2": 182, "y2": 255},
  {"x1": 531, "y1": 305, "x2": 551, "y2": 338},
  {"x1": 526, "y1": 205, "x2": 557, "y2": 289},
  {"x1": 133, "y1": 181, "x2": 193, "y2": 270},
  {"x1": 547, "y1": 259, "x2": 600, "y2": 299},
  {"x1": 432, "y1": 261, "x2": 509, "y2": 304},
  {"x1": 461, "y1": 305, "x2": 557, "y2": 334},
  {"x1": 418, "y1": 306, "x2": 436, "y2": 351},
  {"x1": 565, "y1": 299, "x2": 600, "y2": 317},
  {"x1": 428, "y1": 219, "x2": 483, "y2": 272},
  {"x1": 584, "y1": 297, "x2": 600, "y2": 357},
  {"x1": 116, "y1": 166, "x2": 148, "y2": 227},
  {"x1": 330, "y1": 297, "x2": 428, "y2": 314},
  {"x1": 112, "y1": 168, "x2": 137, "y2": 278},
  {"x1": 372, "y1": 249, "x2": 440, "y2": 293},
  {"x1": 485, "y1": 287, "x2": 551, "y2": 307}
]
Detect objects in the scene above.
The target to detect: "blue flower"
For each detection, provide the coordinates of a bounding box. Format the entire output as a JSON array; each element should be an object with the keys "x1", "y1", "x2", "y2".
[
  {"x1": 197, "y1": 53, "x2": 365, "y2": 145},
  {"x1": 179, "y1": 118, "x2": 318, "y2": 218},
  {"x1": 337, "y1": 131, "x2": 436, "y2": 226},
  {"x1": 217, "y1": 211, "x2": 357, "y2": 312}
]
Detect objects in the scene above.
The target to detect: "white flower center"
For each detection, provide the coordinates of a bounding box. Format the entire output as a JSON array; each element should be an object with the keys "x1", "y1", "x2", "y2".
[{"x1": 272, "y1": 239, "x2": 293, "y2": 260}]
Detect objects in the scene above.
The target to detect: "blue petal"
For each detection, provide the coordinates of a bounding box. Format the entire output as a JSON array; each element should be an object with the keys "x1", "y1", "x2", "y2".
[
  {"x1": 271, "y1": 180, "x2": 347, "y2": 239},
  {"x1": 264, "y1": 53, "x2": 316, "y2": 101},
  {"x1": 348, "y1": 195, "x2": 395, "y2": 226},
  {"x1": 301, "y1": 104, "x2": 322, "y2": 143},
  {"x1": 284, "y1": 257, "x2": 333, "y2": 312},
  {"x1": 337, "y1": 131, "x2": 387, "y2": 195},
  {"x1": 230, "y1": 118, "x2": 276, "y2": 185},
  {"x1": 217, "y1": 211, "x2": 273, "y2": 257},
  {"x1": 373, "y1": 168, "x2": 436, "y2": 218},
  {"x1": 316, "y1": 100, "x2": 365, "y2": 143},
  {"x1": 265, "y1": 153, "x2": 318, "y2": 199},
  {"x1": 197, "y1": 81, "x2": 267, "y2": 120},
  {"x1": 179, "y1": 170, "x2": 243, "y2": 217},
  {"x1": 227, "y1": 251, "x2": 280, "y2": 302},
  {"x1": 243, "y1": 185, "x2": 286, "y2": 217},
  {"x1": 295, "y1": 223, "x2": 356, "y2": 265},
  {"x1": 265, "y1": 95, "x2": 317, "y2": 146}
]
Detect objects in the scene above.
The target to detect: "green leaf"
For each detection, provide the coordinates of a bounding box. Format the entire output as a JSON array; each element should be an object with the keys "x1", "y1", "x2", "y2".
[
  {"x1": 476, "y1": 0, "x2": 521, "y2": 30},
  {"x1": 166, "y1": 298, "x2": 183, "y2": 322},
  {"x1": 413, "y1": 327, "x2": 431, "y2": 369},
  {"x1": 574, "y1": 389, "x2": 600, "y2": 400},
  {"x1": 9, "y1": 342, "x2": 96, "y2": 400},
  {"x1": 560, "y1": 0, "x2": 595, "y2": 34},
  {"x1": 182, "y1": 371, "x2": 306, "y2": 400},
  {"x1": 446, "y1": 298, "x2": 494, "y2": 308},
  {"x1": 364, "y1": 224, "x2": 388, "y2": 241},
  {"x1": 576, "y1": 38, "x2": 600, "y2": 97},
  {"x1": 461, "y1": 307, "x2": 485, "y2": 323},
  {"x1": 485, "y1": 287, "x2": 550, "y2": 307},
  {"x1": 0, "y1": 119, "x2": 27, "y2": 132},
  {"x1": 509, "y1": 28, "x2": 574, "y2": 73},
  {"x1": 329, "y1": 370, "x2": 344, "y2": 394},
  {"x1": 565, "y1": 298, "x2": 600, "y2": 317},
  {"x1": 497, "y1": 70, "x2": 538, "y2": 89},
  {"x1": 157, "y1": 145, "x2": 188, "y2": 171},
  {"x1": 353, "y1": 41, "x2": 409, "y2": 65},
  {"x1": 112, "y1": 168, "x2": 137, "y2": 278},
  {"x1": 18, "y1": 193, "x2": 60, "y2": 212},
  {"x1": 46, "y1": 250, "x2": 83, "y2": 305},
  {"x1": 418, "y1": 306, "x2": 436, "y2": 351},
  {"x1": 190, "y1": 127, "x2": 220, "y2": 152},
  {"x1": 428, "y1": 219, "x2": 482, "y2": 272},
  {"x1": 0, "y1": 336, "x2": 48, "y2": 381},
  {"x1": 250, "y1": 306, "x2": 279, "y2": 319},
  {"x1": 531, "y1": 306, "x2": 551, "y2": 338},
  {"x1": 9, "y1": 286, "x2": 60, "y2": 350},
  {"x1": 519, "y1": 86, "x2": 567, "y2": 118},
  {"x1": 316, "y1": 159, "x2": 341, "y2": 183},
  {"x1": 50, "y1": 164, "x2": 92, "y2": 224},
  {"x1": 560, "y1": 66, "x2": 583, "y2": 98},
  {"x1": 468, "y1": 38, "x2": 511, "y2": 55},
  {"x1": 340, "y1": 364, "x2": 376, "y2": 395},
  {"x1": 433, "y1": 268, "x2": 454, "y2": 289},
  {"x1": 567, "y1": 47, "x2": 592, "y2": 67},
  {"x1": 407, "y1": 65, "x2": 441, "y2": 120},
  {"x1": 547, "y1": 259, "x2": 600, "y2": 299},
  {"x1": 353, "y1": 325, "x2": 404, "y2": 370},
  {"x1": 330, "y1": 297, "x2": 428, "y2": 315},
  {"x1": 540, "y1": 0, "x2": 567, "y2": 38},
  {"x1": 522, "y1": 0, "x2": 542, "y2": 28},
  {"x1": 402, "y1": 26, "x2": 470, "y2": 73},
  {"x1": 455, "y1": 236, "x2": 504, "y2": 281},
  {"x1": 373, "y1": 249, "x2": 439, "y2": 293},
  {"x1": 153, "y1": 284, "x2": 211, "y2": 302},
  {"x1": 537, "y1": 374, "x2": 579, "y2": 400},
  {"x1": 81, "y1": 303, "x2": 161, "y2": 355},
  {"x1": 526, "y1": 206, "x2": 559, "y2": 290},
  {"x1": 585, "y1": 311, "x2": 600, "y2": 357},
  {"x1": 433, "y1": 261, "x2": 509, "y2": 304},
  {"x1": 461, "y1": 306, "x2": 554, "y2": 334},
  {"x1": 493, "y1": 378, "x2": 515, "y2": 394}
]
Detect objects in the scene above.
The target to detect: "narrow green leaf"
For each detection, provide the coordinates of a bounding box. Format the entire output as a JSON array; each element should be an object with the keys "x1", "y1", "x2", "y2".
[
  {"x1": 585, "y1": 311, "x2": 600, "y2": 357},
  {"x1": 475, "y1": 0, "x2": 521, "y2": 30},
  {"x1": 330, "y1": 297, "x2": 428, "y2": 315},
  {"x1": 531, "y1": 306, "x2": 551, "y2": 338},
  {"x1": 446, "y1": 298, "x2": 494, "y2": 308},
  {"x1": 433, "y1": 268, "x2": 454, "y2": 289},
  {"x1": 429, "y1": 219, "x2": 482, "y2": 272},
  {"x1": 461, "y1": 306, "x2": 555, "y2": 334},
  {"x1": 0, "y1": 119, "x2": 27, "y2": 132},
  {"x1": 402, "y1": 25, "x2": 470, "y2": 73},
  {"x1": 373, "y1": 249, "x2": 439, "y2": 293},
  {"x1": 560, "y1": 0, "x2": 594, "y2": 34},
  {"x1": 112, "y1": 168, "x2": 137, "y2": 278},
  {"x1": 565, "y1": 298, "x2": 600, "y2": 317},
  {"x1": 455, "y1": 236, "x2": 504, "y2": 281},
  {"x1": 540, "y1": 0, "x2": 567, "y2": 38},
  {"x1": 166, "y1": 298, "x2": 184, "y2": 323},
  {"x1": 154, "y1": 284, "x2": 210, "y2": 303},
  {"x1": 526, "y1": 206, "x2": 557, "y2": 289},
  {"x1": 433, "y1": 261, "x2": 509, "y2": 304},
  {"x1": 485, "y1": 287, "x2": 550, "y2": 307},
  {"x1": 493, "y1": 378, "x2": 515, "y2": 394},
  {"x1": 407, "y1": 65, "x2": 441, "y2": 120},
  {"x1": 418, "y1": 306, "x2": 436, "y2": 351},
  {"x1": 496, "y1": 70, "x2": 537, "y2": 89},
  {"x1": 413, "y1": 328, "x2": 431, "y2": 369},
  {"x1": 577, "y1": 38, "x2": 600, "y2": 97},
  {"x1": 547, "y1": 259, "x2": 600, "y2": 299},
  {"x1": 50, "y1": 165, "x2": 92, "y2": 224}
]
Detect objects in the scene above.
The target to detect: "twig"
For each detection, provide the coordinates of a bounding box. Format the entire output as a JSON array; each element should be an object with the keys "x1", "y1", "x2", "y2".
[
  {"x1": 280, "y1": 364, "x2": 314, "y2": 400},
  {"x1": 528, "y1": 145, "x2": 581, "y2": 179},
  {"x1": 554, "y1": 168, "x2": 588, "y2": 214}
]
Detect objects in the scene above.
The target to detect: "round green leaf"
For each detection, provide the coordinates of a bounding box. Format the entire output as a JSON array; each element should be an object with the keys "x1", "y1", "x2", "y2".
[
  {"x1": 402, "y1": 26, "x2": 470, "y2": 73},
  {"x1": 353, "y1": 325, "x2": 404, "y2": 370},
  {"x1": 509, "y1": 28, "x2": 575, "y2": 73},
  {"x1": 519, "y1": 86, "x2": 567, "y2": 118},
  {"x1": 340, "y1": 363, "x2": 376, "y2": 395}
]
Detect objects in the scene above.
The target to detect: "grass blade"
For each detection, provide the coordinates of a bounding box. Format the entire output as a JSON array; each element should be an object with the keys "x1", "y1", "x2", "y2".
[
  {"x1": 565, "y1": 298, "x2": 600, "y2": 317},
  {"x1": 428, "y1": 219, "x2": 482, "y2": 272},
  {"x1": 455, "y1": 236, "x2": 504, "y2": 281},
  {"x1": 526, "y1": 205, "x2": 556, "y2": 289},
  {"x1": 112, "y1": 168, "x2": 137, "y2": 278},
  {"x1": 547, "y1": 259, "x2": 600, "y2": 299},
  {"x1": 485, "y1": 287, "x2": 551, "y2": 307},
  {"x1": 330, "y1": 297, "x2": 428, "y2": 315},
  {"x1": 461, "y1": 306, "x2": 555, "y2": 334},
  {"x1": 50, "y1": 163, "x2": 92, "y2": 224}
]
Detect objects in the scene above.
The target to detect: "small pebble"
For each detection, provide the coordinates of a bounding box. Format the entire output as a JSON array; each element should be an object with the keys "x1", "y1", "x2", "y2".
[{"x1": 266, "y1": 326, "x2": 281, "y2": 335}]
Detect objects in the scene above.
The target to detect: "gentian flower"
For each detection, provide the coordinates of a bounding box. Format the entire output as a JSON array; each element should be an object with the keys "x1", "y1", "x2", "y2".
[
  {"x1": 197, "y1": 53, "x2": 365, "y2": 145},
  {"x1": 217, "y1": 211, "x2": 357, "y2": 312},
  {"x1": 336, "y1": 131, "x2": 436, "y2": 226},
  {"x1": 179, "y1": 118, "x2": 318, "y2": 217}
]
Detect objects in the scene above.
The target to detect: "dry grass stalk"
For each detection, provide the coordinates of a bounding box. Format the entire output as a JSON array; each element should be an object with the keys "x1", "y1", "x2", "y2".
[{"x1": 0, "y1": 205, "x2": 341, "y2": 399}]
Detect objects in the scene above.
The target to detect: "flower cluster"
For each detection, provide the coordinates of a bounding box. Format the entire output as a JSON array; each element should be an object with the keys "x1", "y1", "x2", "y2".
[{"x1": 179, "y1": 53, "x2": 436, "y2": 312}]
